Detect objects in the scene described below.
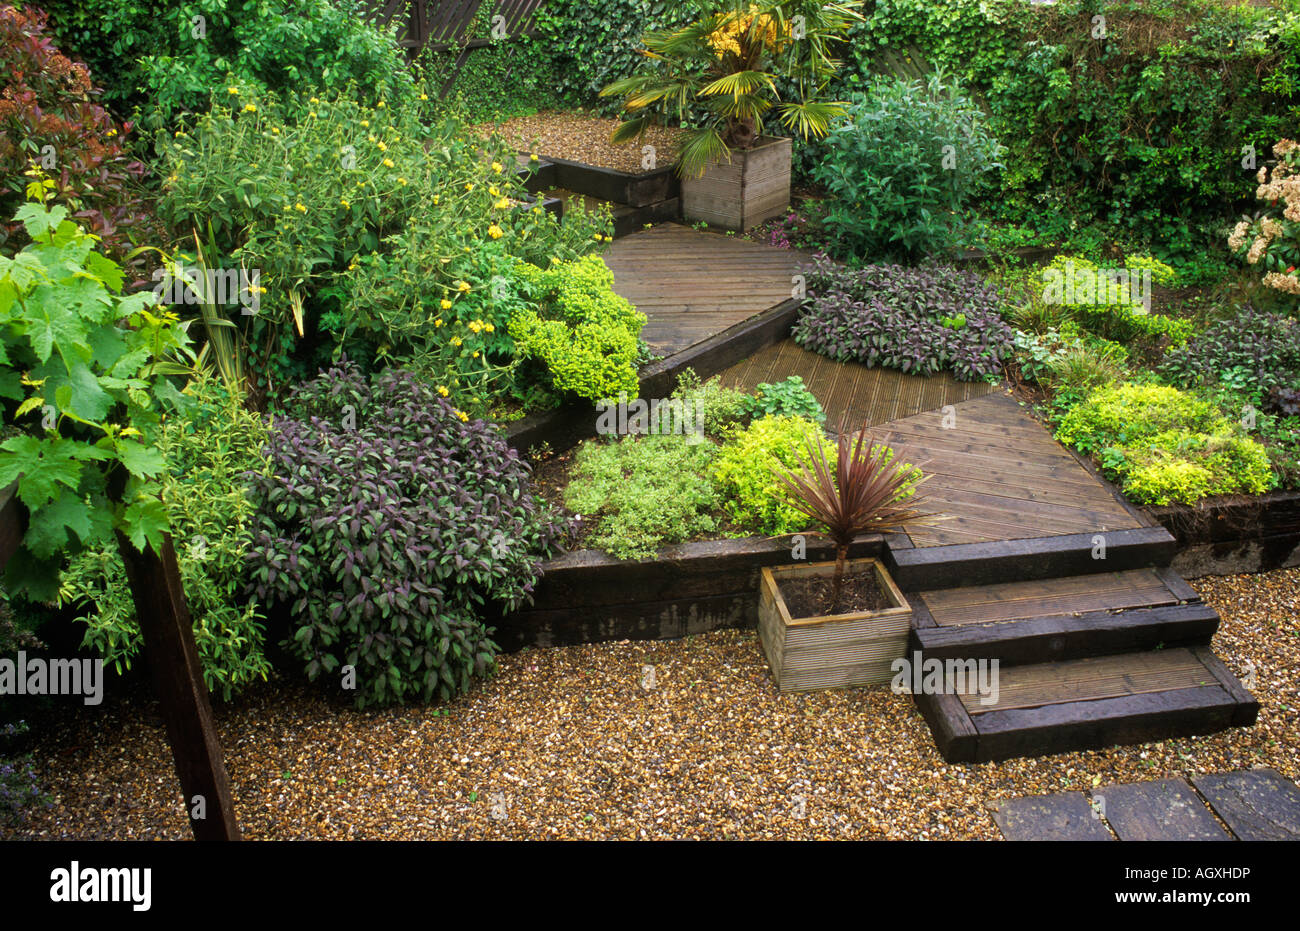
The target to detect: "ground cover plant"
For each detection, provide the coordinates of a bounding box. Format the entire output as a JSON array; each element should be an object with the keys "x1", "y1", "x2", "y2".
[
  {"x1": 1054, "y1": 383, "x2": 1275, "y2": 506},
  {"x1": 245, "y1": 362, "x2": 571, "y2": 708},
  {"x1": 792, "y1": 254, "x2": 1013, "y2": 381}
]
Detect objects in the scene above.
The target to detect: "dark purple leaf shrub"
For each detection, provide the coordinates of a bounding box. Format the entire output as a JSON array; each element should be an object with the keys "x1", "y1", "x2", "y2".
[
  {"x1": 247, "y1": 362, "x2": 571, "y2": 708},
  {"x1": 791, "y1": 254, "x2": 1013, "y2": 382}
]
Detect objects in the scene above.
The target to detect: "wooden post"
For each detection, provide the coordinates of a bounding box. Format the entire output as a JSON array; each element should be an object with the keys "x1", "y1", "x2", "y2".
[{"x1": 115, "y1": 532, "x2": 241, "y2": 841}]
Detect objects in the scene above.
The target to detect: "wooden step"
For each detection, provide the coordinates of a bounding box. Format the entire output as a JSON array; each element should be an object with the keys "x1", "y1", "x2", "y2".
[
  {"x1": 910, "y1": 567, "x2": 1218, "y2": 665},
  {"x1": 885, "y1": 526, "x2": 1177, "y2": 591},
  {"x1": 915, "y1": 646, "x2": 1258, "y2": 763}
]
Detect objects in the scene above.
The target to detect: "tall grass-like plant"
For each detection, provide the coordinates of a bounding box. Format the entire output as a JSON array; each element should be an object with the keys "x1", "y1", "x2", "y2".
[{"x1": 773, "y1": 424, "x2": 929, "y2": 614}]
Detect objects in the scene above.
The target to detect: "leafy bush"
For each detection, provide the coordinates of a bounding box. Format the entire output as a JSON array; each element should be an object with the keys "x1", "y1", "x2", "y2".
[
  {"x1": 741, "y1": 376, "x2": 825, "y2": 423},
  {"x1": 0, "y1": 4, "x2": 157, "y2": 260},
  {"x1": 810, "y1": 71, "x2": 1003, "y2": 259},
  {"x1": 565, "y1": 434, "x2": 721, "y2": 559},
  {"x1": 246, "y1": 362, "x2": 569, "y2": 707},
  {"x1": 1013, "y1": 323, "x2": 1128, "y2": 391},
  {"x1": 671, "y1": 368, "x2": 750, "y2": 438},
  {"x1": 1162, "y1": 304, "x2": 1300, "y2": 402},
  {"x1": 712, "y1": 414, "x2": 826, "y2": 535},
  {"x1": 1055, "y1": 383, "x2": 1275, "y2": 505},
  {"x1": 792, "y1": 254, "x2": 1013, "y2": 381},
  {"x1": 510, "y1": 255, "x2": 646, "y2": 402},
  {"x1": 0, "y1": 199, "x2": 188, "y2": 600},
  {"x1": 59, "y1": 375, "x2": 271, "y2": 700},
  {"x1": 1038, "y1": 254, "x2": 1191, "y2": 346},
  {"x1": 35, "y1": 0, "x2": 418, "y2": 127},
  {"x1": 1227, "y1": 138, "x2": 1300, "y2": 311},
  {"x1": 156, "y1": 90, "x2": 547, "y2": 399}
]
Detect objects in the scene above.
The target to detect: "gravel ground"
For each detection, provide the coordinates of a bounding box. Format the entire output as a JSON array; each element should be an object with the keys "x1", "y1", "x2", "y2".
[
  {"x1": 475, "y1": 110, "x2": 683, "y2": 173},
  {"x1": 7, "y1": 567, "x2": 1297, "y2": 841}
]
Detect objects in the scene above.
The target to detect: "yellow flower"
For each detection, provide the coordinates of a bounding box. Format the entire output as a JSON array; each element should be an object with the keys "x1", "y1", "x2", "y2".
[
  {"x1": 457, "y1": 410, "x2": 469, "y2": 423},
  {"x1": 437, "y1": 385, "x2": 449, "y2": 397},
  {"x1": 530, "y1": 153, "x2": 539, "y2": 161},
  {"x1": 488, "y1": 224, "x2": 504, "y2": 239},
  {"x1": 360, "y1": 119, "x2": 370, "y2": 128},
  {"x1": 492, "y1": 162, "x2": 503, "y2": 174},
  {"x1": 532, "y1": 206, "x2": 543, "y2": 215},
  {"x1": 368, "y1": 134, "x2": 377, "y2": 143},
  {"x1": 435, "y1": 318, "x2": 443, "y2": 327},
  {"x1": 440, "y1": 299, "x2": 452, "y2": 310},
  {"x1": 243, "y1": 103, "x2": 257, "y2": 113},
  {"x1": 469, "y1": 320, "x2": 483, "y2": 333},
  {"x1": 432, "y1": 195, "x2": 440, "y2": 205},
  {"x1": 295, "y1": 202, "x2": 307, "y2": 213},
  {"x1": 259, "y1": 287, "x2": 268, "y2": 294},
  {"x1": 465, "y1": 182, "x2": 474, "y2": 192},
  {"x1": 377, "y1": 101, "x2": 386, "y2": 109},
  {"x1": 340, "y1": 197, "x2": 350, "y2": 208},
  {"x1": 484, "y1": 323, "x2": 495, "y2": 333},
  {"x1": 550, "y1": 256, "x2": 561, "y2": 264},
  {"x1": 308, "y1": 111, "x2": 317, "y2": 118},
  {"x1": 450, "y1": 336, "x2": 462, "y2": 347},
  {"x1": 376, "y1": 141, "x2": 387, "y2": 151},
  {"x1": 397, "y1": 177, "x2": 407, "y2": 186},
  {"x1": 270, "y1": 126, "x2": 280, "y2": 134},
  {"x1": 106, "y1": 128, "x2": 117, "y2": 138},
  {"x1": 420, "y1": 93, "x2": 429, "y2": 101},
  {"x1": 472, "y1": 351, "x2": 480, "y2": 359},
  {"x1": 383, "y1": 158, "x2": 395, "y2": 168},
  {"x1": 489, "y1": 185, "x2": 501, "y2": 197},
  {"x1": 592, "y1": 233, "x2": 602, "y2": 241},
  {"x1": 456, "y1": 280, "x2": 471, "y2": 292},
  {"x1": 228, "y1": 86, "x2": 239, "y2": 96},
  {"x1": 495, "y1": 197, "x2": 510, "y2": 209}
]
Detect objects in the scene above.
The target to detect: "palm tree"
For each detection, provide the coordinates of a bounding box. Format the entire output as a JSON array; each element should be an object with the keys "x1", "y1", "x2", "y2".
[{"x1": 600, "y1": 0, "x2": 864, "y2": 178}]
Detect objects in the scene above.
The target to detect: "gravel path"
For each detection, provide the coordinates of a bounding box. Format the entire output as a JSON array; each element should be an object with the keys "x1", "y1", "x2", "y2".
[
  {"x1": 7, "y1": 567, "x2": 1297, "y2": 840},
  {"x1": 475, "y1": 110, "x2": 683, "y2": 173}
]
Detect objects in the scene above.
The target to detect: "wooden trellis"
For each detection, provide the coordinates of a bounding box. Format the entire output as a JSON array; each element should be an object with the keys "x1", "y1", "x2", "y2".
[{"x1": 364, "y1": 0, "x2": 548, "y2": 53}]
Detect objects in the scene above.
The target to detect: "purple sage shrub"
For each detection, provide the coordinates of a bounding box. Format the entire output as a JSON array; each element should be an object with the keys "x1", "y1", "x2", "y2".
[
  {"x1": 247, "y1": 363, "x2": 571, "y2": 707},
  {"x1": 792, "y1": 254, "x2": 1013, "y2": 381},
  {"x1": 0, "y1": 722, "x2": 45, "y2": 829}
]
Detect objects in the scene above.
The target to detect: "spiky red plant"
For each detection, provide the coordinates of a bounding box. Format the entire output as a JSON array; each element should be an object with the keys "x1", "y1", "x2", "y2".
[{"x1": 773, "y1": 423, "x2": 933, "y2": 614}]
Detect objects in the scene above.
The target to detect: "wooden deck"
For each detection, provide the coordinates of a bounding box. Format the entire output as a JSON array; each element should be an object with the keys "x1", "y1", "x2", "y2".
[
  {"x1": 718, "y1": 338, "x2": 994, "y2": 435},
  {"x1": 878, "y1": 393, "x2": 1143, "y2": 549},
  {"x1": 605, "y1": 223, "x2": 800, "y2": 356}
]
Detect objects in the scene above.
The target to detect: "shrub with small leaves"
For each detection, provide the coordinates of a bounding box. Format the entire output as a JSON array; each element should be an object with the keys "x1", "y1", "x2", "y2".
[
  {"x1": 0, "y1": 721, "x2": 45, "y2": 828},
  {"x1": 793, "y1": 254, "x2": 1013, "y2": 381},
  {"x1": 246, "y1": 362, "x2": 569, "y2": 707},
  {"x1": 670, "y1": 368, "x2": 750, "y2": 439},
  {"x1": 712, "y1": 414, "x2": 826, "y2": 535},
  {"x1": 565, "y1": 434, "x2": 720, "y2": 560},
  {"x1": 1055, "y1": 383, "x2": 1275, "y2": 505}
]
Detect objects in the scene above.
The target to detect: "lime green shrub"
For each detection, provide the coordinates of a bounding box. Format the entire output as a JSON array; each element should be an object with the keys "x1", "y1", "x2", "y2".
[
  {"x1": 565, "y1": 435, "x2": 721, "y2": 560},
  {"x1": 510, "y1": 255, "x2": 646, "y2": 401},
  {"x1": 712, "y1": 415, "x2": 826, "y2": 535},
  {"x1": 670, "y1": 368, "x2": 751, "y2": 439},
  {"x1": 1039, "y1": 254, "x2": 1191, "y2": 346},
  {"x1": 1055, "y1": 383, "x2": 1275, "y2": 505}
]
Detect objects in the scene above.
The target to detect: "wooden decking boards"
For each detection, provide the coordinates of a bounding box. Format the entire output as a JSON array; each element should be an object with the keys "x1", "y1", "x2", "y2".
[
  {"x1": 878, "y1": 393, "x2": 1142, "y2": 548},
  {"x1": 605, "y1": 223, "x2": 801, "y2": 356}
]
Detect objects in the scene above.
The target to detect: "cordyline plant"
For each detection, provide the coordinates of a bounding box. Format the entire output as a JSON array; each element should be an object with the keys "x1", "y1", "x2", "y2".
[
  {"x1": 773, "y1": 423, "x2": 931, "y2": 615},
  {"x1": 600, "y1": 0, "x2": 864, "y2": 178}
]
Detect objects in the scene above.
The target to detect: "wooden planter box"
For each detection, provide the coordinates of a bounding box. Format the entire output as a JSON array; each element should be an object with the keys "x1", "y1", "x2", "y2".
[
  {"x1": 681, "y1": 135, "x2": 791, "y2": 231},
  {"x1": 758, "y1": 558, "x2": 912, "y2": 691}
]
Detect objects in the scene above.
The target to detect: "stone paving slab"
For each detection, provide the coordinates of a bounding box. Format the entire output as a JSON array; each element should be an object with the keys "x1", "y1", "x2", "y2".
[
  {"x1": 1094, "y1": 778, "x2": 1229, "y2": 841},
  {"x1": 1192, "y1": 768, "x2": 1300, "y2": 841},
  {"x1": 991, "y1": 791, "x2": 1114, "y2": 841}
]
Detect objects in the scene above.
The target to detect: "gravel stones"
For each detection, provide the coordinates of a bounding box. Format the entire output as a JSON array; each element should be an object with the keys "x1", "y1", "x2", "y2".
[
  {"x1": 475, "y1": 110, "x2": 683, "y2": 173},
  {"x1": 8, "y1": 567, "x2": 1297, "y2": 840}
]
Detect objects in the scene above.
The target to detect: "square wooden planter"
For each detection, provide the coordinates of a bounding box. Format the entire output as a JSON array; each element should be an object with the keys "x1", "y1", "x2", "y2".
[
  {"x1": 681, "y1": 135, "x2": 791, "y2": 231},
  {"x1": 758, "y1": 558, "x2": 912, "y2": 691}
]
